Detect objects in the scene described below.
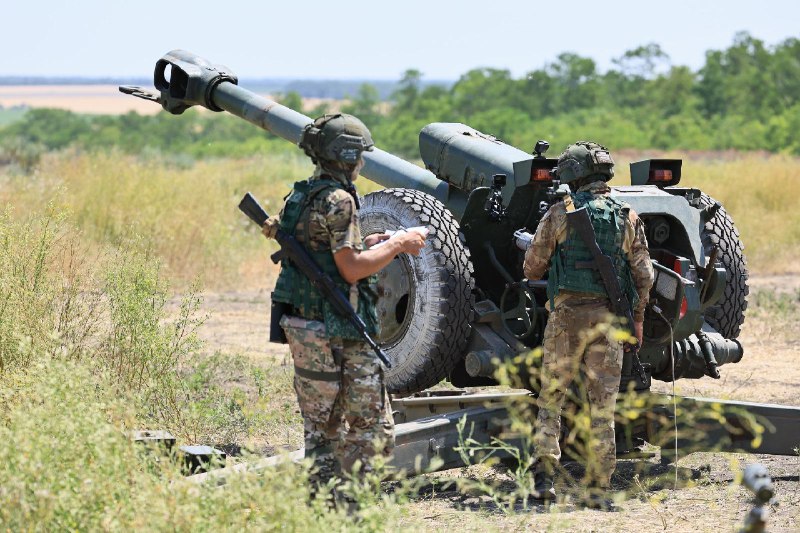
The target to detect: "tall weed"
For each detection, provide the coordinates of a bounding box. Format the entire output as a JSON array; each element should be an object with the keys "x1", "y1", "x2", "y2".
[
  {"x1": 453, "y1": 318, "x2": 765, "y2": 511},
  {"x1": 0, "y1": 150, "x2": 316, "y2": 288},
  {"x1": 0, "y1": 206, "x2": 88, "y2": 371},
  {"x1": 0, "y1": 206, "x2": 279, "y2": 448},
  {"x1": 0, "y1": 359, "x2": 396, "y2": 530}
]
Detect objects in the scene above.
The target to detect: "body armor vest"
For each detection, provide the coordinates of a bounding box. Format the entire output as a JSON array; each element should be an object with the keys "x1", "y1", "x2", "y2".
[
  {"x1": 547, "y1": 191, "x2": 639, "y2": 310},
  {"x1": 272, "y1": 179, "x2": 379, "y2": 340}
]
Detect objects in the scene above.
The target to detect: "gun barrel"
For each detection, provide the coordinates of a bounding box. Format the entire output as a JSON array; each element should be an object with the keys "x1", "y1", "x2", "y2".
[
  {"x1": 144, "y1": 50, "x2": 449, "y2": 204},
  {"x1": 212, "y1": 83, "x2": 448, "y2": 202}
]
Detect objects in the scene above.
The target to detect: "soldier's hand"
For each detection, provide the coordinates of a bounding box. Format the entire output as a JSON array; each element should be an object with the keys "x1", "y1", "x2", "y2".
[
  {"x1": 262, "y1": 216, "x2": 280, "y2": 240},
  {"x1": 633, "y1": 321, "x2": 644, "y2": 347},
  {"x1": 397, "y1": 230, "x2": 426, "y2": 256},
  {"x1": 364, "y1": 233, "x2": 391, "y2": 248}
]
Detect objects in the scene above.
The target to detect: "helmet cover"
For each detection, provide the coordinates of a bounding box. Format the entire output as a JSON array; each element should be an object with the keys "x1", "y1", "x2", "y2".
[
  {"x1": 299, "y1": 113, "x2": 374, "y2": 165},
  {"x1": 555, "y1": 141, "x2": 615, "y2": 183}
]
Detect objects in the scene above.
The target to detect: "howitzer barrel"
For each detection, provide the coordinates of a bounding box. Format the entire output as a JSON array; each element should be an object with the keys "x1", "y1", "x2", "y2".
[{"x1": 148, "y1": 50, "x2": 448, "y2": 203}]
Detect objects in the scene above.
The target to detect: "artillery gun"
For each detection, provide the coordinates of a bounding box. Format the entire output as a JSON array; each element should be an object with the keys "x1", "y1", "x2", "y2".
[{"x1": 122, "y1": 51, "x2": 798, "y2": 474}]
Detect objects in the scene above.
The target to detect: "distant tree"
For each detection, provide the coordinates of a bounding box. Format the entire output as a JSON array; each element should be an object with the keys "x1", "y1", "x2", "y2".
[
  {"x1": 648, "y1": 66, "x2": 698, "y2": 117},
  {"x1": 770, "y1": 37, "x2": 800, "y2": 110},
  {"x1": 342, "y1": 83, "x2": 382, "y2": 128},
  {"x1": 451, "y1": 68, "x2": 515, "y2": 118},
  {"x1": 392, "y1": 69, "x2": 423, "y2": 113},
  {"x1": 517, "y1": 69, "x2": 560, "y2": 119},
  {"x1": 612, "y1": 43, "x2": 671, "y2": 79},
  {"x1": 5, "y1": 32, "x2": 800, "y2": 159},
  {"x1": 604, "y1": 43, "x2": 671, "y2": 110},
  {"x1": 697, "y1": 32, "x2": 777, "y2": 119},
  {"x1": 546, "y1": 53, "x2": 599, "y2": 112}
]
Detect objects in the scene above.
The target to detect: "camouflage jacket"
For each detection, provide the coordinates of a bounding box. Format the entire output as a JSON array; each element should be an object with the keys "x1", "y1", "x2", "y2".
[
  {"x1": 273, "y1": 168, "x2": 378, "y2": 339},
  {"x1": 523, "y1": 181, "x2": 655, "y2": 321}
]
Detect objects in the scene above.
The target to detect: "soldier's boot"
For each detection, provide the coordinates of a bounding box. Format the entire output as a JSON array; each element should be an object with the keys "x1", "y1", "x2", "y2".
[
  {"x1": 331, "y1": 486, "x2": 359, "y2": 516},
  {"x1": 532, "y1": 463, "x2": 556, "y2": 502},
  {"x1": 583, "y1": 484, "x2": 615, "y2": 511}
]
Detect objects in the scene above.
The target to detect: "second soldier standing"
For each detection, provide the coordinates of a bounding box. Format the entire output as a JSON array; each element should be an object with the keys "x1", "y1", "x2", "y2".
[
  {"x1": 523, "y1": 141, "x2": 654, "y2": 508},
  {"x1": 262, "y1": 114, "x2": 426, "y2": 499}
]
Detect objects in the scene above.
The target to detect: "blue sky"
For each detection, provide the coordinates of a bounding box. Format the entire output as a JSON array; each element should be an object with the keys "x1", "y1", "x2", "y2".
[{"x1": 3, "y1": 0, "x2": 798, "y2": 80}]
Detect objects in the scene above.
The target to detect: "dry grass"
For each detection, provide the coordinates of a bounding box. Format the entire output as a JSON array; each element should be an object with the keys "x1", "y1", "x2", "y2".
[
  {"x1": 1, "y1": 149, "x2": 798, "y2": 291},
  {"x1": 0, "y1": 150, "x2": 316, "y2": 288}
]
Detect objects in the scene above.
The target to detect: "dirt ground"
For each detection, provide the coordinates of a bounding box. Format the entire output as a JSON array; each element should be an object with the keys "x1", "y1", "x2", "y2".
[{"x1": 193, "y1": 275, "x2": 799, "y2": 532}]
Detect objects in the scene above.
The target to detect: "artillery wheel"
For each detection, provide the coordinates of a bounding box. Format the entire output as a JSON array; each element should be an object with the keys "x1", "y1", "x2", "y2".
[
  {"x1": 698, "y1": 193, "x2": 749, "y2": 338},
  {"x1": 359, "y1": 188, "x2": 474, "y2": 394}
]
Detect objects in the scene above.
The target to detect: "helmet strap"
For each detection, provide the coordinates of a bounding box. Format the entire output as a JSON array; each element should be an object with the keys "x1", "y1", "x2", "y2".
[{"x1": 312, "y1": 163, "x2": 361, "y2": 209}]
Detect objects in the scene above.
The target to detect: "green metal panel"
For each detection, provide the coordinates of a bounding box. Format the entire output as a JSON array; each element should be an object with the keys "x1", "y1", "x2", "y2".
[
  {"x1": 419, "y1": 123, "x2": 537, "y2": 204},
  {"x1": 612, "y1": 186, "x2": 704, "y2": 265}
]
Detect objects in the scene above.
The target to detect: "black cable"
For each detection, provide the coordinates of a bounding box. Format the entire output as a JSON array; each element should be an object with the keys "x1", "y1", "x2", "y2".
[{"x1": 651, "y1": 303, "x2": 678, "y2": 489}]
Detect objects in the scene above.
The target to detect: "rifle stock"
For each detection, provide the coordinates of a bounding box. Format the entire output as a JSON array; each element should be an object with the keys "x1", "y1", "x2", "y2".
[{"x1": 238, "y1": 193, "x2": 269, "y2": 226}]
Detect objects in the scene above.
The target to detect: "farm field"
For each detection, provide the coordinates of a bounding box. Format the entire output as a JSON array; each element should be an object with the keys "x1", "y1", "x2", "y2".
[
  {"x1": 0, "y1": 85, "x2": 161, "y2": 115},
  {"x1": 0, "y1": 85, "x2": 339, "y2": 116}
]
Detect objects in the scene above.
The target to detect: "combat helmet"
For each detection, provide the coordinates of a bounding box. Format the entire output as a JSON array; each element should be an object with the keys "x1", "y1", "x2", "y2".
[
  {"x1": 299, "y1": 113, "x2": 374, "y2": 167},
  {"x1": 554, "y1": 141, "x2": 615, "y2": 184}
]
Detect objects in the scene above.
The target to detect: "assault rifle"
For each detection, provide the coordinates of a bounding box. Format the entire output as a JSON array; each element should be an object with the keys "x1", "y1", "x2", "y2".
[
  {"x1": 238, "y1": 192, "x2": 392, "y2": 369},
  {"x1": 565, "y1": 199, "x2": 649, "y2": 384}
]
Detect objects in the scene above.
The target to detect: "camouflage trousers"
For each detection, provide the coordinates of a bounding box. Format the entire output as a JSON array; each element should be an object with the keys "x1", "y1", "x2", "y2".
[
  {"x1": 280, "y1": 315, "x2": 395, "y2": 485},
  {"x1": 532, "y1": 297, "x2": 623, "y2": 488}
]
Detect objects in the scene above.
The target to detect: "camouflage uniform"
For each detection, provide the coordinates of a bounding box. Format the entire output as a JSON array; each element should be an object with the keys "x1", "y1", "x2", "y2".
[
  {"x1": 524, "y1": 180, "x2": 654, "y2": 487},
  {"x1": 277, "y1": 166, "x2": 394, "y2": 485}
]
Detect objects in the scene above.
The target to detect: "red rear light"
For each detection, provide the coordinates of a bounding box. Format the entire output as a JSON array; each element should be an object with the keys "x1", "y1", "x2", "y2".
[
  {"x1": 532, "y1": 168, "x2": 552, "y2": 182},
  {"x1": 649, "y1": 169, "x2": 673, "y2": 183},
  {"x1": 679, "y1": 296, "x2": 688, "y2": 318}
]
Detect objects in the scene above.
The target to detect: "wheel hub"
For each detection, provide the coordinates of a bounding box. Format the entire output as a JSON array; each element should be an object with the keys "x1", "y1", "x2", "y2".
[{"x1": 375, "y1": 254, "x2": 414, "y2": 344}]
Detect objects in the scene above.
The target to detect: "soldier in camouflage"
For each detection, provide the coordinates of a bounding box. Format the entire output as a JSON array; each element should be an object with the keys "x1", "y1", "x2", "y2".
[
  {"x1": 262, "y1": 114, "x2": 426, "y2": 495},
  {"x1": 523, "y1": 141, "x2": 654, "y2": 507}
]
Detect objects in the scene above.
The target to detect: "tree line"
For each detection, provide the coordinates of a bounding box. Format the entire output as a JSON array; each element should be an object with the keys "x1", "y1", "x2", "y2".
[{"x1": 2, "y1": 32, "x2": 800, "y2": 163}]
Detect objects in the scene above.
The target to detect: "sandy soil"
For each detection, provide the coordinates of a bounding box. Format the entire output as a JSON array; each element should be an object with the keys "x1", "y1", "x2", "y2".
[
  {"x1": 191, "y1": 274, "x2": 799, "y2": 531},
  {"x1": 0, "y1": 85, "x2": 162, "y2": 115},
  {"x1": 0, "y1": 85, "x2": 342, "y2": 116}
]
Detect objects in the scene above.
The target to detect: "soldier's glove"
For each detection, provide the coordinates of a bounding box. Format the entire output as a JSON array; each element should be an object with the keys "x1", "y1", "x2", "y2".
[{"x1": 262, "y1": 216, "x2": 280, "y2": 239}]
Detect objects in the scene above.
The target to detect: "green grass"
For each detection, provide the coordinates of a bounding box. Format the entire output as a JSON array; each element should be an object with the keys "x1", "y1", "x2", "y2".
[
  {"x1": 0, "y1": 206, "x2": 419, "y2": 530},
  {"x1": 0, "y1": 358, "x2": 403, "y2": 530}
]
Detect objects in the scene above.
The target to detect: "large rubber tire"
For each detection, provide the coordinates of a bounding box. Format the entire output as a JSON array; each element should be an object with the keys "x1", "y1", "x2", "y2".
[
  {"x1": 359, "y1": 188, "x2": 474, "y2": 394},
  {"x1": 698, "y1": 193, "x2": 749, "y2": 338}
]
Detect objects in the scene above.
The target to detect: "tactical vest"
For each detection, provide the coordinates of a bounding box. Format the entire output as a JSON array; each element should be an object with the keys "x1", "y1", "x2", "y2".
[
  {"x1": 547, "y1": 191, "x2": 639, "y2": 310},
  {"x1": 272, "y1": 178, "x2": 379, "y2": 340}
]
